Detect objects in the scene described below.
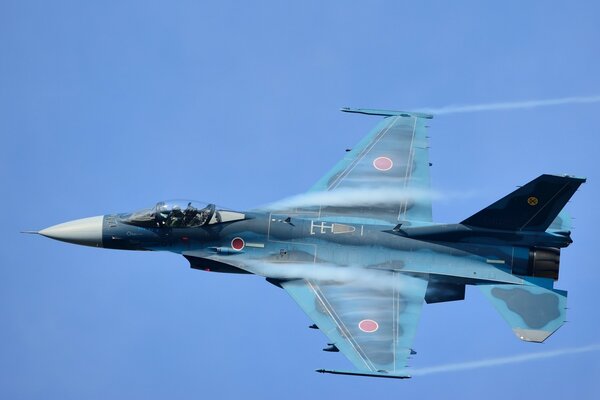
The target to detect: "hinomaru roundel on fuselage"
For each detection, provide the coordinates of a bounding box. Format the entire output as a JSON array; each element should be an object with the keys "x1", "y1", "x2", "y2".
[{"x1": 121, "y1": 200, "x2": 245, "y2": 228}]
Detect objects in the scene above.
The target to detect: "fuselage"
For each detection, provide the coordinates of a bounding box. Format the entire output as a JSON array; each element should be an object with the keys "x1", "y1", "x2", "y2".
[{"x1": 35, "y1": 209, "x2": 569, "y2": 288}]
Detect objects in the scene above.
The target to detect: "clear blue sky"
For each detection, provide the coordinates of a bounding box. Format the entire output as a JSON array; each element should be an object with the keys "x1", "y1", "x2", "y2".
[{"x1": 1, "y1": 1, "x2": 599, "y2": 399}]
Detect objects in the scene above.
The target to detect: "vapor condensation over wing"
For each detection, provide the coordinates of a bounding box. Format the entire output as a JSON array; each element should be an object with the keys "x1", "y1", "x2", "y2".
[
  {"x1": 265, "y1": 187, "x2": 435, "y2": 210},
  {"x1": 242, "y1": 261, "x2": 412, "y2": 292},
  {"x1": 418, "y1": 95, "x2": 600, "y2": 115},
  {"x1": 411, "y1": 343, "x2": 600, "y2": 376},
  {"x1": 264, "y1": 187, "x2": 477, "y2": 211}
]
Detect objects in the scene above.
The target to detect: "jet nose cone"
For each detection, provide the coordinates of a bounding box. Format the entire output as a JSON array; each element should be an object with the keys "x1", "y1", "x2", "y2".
[{"x1": 39, "y1": 216, "x2": 104, "y2": 247}]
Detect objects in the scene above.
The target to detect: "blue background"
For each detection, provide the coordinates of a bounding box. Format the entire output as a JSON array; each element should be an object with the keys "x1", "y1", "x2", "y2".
[{"x1": 1, "y1": 1, "x2": 599, "y2": 398}]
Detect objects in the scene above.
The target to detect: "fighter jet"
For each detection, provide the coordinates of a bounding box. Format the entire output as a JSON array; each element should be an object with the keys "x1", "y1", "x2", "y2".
[{"x1": 30, "y1": 108, "x2": 585, "y2": 379}]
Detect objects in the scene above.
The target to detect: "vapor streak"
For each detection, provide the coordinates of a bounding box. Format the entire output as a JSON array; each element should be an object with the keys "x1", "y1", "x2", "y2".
[
  {"x1": 411, "y1": 343, "x2": 600, "y2": 376},
  {"x1": 266, "y1": 187, "x2": 431, "y2": 209},
  {"x1": 418, "y1": 95, "x2": 600, "y2": 115},
  {"x1": 242, "y1": 261, "x2": 413, "y2": 291},
  {"x1": 264, "y1": 187, "x2": 475, "y2": 210}
]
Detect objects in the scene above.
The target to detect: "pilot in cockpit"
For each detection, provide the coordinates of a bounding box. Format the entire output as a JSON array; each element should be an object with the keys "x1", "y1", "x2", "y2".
[
  {"x1": 155, "y1": 202, "x2": 169, "y2": 225},
  {"x1": 191, "y1": 204, "x2": 216, "y2": 226},
  {"x1": 169, "y1": 205, "x2": 185, "y2": 227},
  {"x1": 123, "y1": 201, "x2": 229, "y2": 228},
  {"x1": 182, "y1": 202, "x2": 199, "y2": 226}
]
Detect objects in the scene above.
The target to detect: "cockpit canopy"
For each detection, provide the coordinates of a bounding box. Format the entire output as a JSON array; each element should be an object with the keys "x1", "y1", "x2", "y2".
[{"x1": 121, "y1": 200, "x2": 245, "y2": 228}]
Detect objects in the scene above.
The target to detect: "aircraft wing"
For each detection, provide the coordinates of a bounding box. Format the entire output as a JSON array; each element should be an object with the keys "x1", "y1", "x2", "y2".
[
  {"x1": 309, "y1": 108, "x2": 434, "y2": 225},
  {"x1": 281, "y1": 271, "x2": 428, "y2": 378}
]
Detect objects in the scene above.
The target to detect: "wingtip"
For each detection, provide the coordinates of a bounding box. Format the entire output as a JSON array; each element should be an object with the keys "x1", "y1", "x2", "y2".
[
  {"x1": 315, "y1": 368, "x2": 412, "y2": 379},
  {"x1": 340, "y1": 107, "x2": 434, "y2": 119}
]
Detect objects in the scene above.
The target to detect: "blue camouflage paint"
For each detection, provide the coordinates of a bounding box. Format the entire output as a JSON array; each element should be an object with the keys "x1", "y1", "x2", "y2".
[{"x1": 35, "y1": 109, "x2": 586, "y2": 379}]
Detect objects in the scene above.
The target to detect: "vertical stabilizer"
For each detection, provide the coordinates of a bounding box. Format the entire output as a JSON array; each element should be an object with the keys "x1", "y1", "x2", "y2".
[{"x1": 461, "y1": 174, "x2": 585, "y2": 231}]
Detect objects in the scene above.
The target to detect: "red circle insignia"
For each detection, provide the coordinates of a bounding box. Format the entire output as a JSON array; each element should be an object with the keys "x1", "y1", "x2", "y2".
[
  {"x1": 358, "y1": 319, "x2": 379, "y2": 333},
  {"x1": 373, "y1": 157, "x2": 393, "y2": 171},
  {"x1": 231, "y1": 237, "x2": 245, "y2": 251}
]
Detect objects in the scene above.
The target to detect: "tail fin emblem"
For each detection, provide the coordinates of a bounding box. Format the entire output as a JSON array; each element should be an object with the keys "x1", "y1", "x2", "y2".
[{"x1": 527, "y1": 196, "x2": 539, "y2": 206}]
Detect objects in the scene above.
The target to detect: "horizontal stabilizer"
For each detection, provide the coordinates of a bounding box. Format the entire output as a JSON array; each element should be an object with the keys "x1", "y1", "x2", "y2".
[
  {"x1": 479, "y1": 282, "x2": 567, "y2": 343},
  {"x1": 548, "y1": 209, "x2": 572, "y2": 232},
  {"x1": 461, "y1": 174, "x2": 586, "y2": 231}
]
